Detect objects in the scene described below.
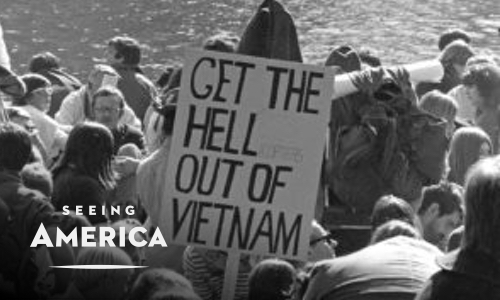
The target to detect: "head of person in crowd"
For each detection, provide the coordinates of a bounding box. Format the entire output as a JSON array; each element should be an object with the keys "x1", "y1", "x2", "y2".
[
  {"x1": 92, "y1": 85, "x2": 125, "y2": 130},
  {"x1": 419, "y1": 90, "x2": 458, "y2": 138},
  {"x1": 448, "y1": 126, "x2": 492, "y2": 185},
  {"x1": 87, "y1": 64, "x2": 121, "y2": 97},
  {"x1": 0, "y1": 122, "x2": 32, "y2": 173},
  {"x1": 439, "y1": 40, "x2": 475, "y2": 81},
  {"x1": 438, "y1": 28, "x2": 471, "y2": 51},
  {"x1": 465, "y1": 54, "x2": 498, "y2": 68},
  {"x1": 461, "y1": 63, "x2": 500, "y2": 110},
  {"x1": 12, "y1": 73, "x2": 52, "y2": 113},
  {"x1": 110, "y1": 218, "x2": 147, "y2": 266},
  {"x1": 462, "y1": 157, "x2": 500, "y2": 257},
  {"x1": 371, "y1": 195, "x2": 418, "y2": 231},
  {"x1": 308, "y1": 219, "x2": 337, "y2": 263},
  {"x1": 248, "y1": 258, "x2": 297, "y2": 300},
  {"x1": 325, "y1": 45, "x2": 362, "y2": 74},
  {"x1": 20, "y1": 162, "x2": 53, "y2": 197},
  {"x1": 29, "y1": 51, "x2": 60, "y2": 73},
  {"x1": 53, "y1": 122, "x2": 115, "y2": 189},
  {"x1": 6, "y1": 107, "x2": 46, "y2": 163},
  {"x1": 418, "y1": 181, "x2": 464, "y2": 249},
  {"x1": 202, "y1": 32, "x2": 240, "y2": 53},
  {"x1": 71, "y1": 246, "x2": 133, "y2": 300},
  {"x1": 370, "y1": 219, "x2": 421, "y2": 244},
  {"x1": 129, "y1": 268, "x2": 200, "y2": 300},
  {"x1": 106, "y1": 36, "x2": 142, "y2": 66},
  {"x1": 358, "y1": 47, "x2": 382, "y2": 68}
]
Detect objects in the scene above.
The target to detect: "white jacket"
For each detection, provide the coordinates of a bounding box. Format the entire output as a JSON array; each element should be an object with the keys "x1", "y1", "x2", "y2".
[{"x1": 55, "y1": 86, "x2": 141, "y2": 129}]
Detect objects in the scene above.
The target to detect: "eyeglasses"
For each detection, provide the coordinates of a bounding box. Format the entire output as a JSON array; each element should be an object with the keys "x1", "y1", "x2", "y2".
[
  {"x1": 310, "y1": 232, "x2": 338, "y2": 248},
  {"x1": 94, "y1": 107, "x2": 121, "y2": 114}
]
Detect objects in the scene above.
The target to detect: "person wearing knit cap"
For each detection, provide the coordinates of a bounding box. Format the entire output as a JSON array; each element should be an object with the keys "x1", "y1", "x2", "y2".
[
  {"x1": 419, "y1": 90, "x2": 459, "y2": 138},
  {"x1": 12, "y1": 74, "x2": 69, "y2": 165},
  {"x1": 416, "y1": 40, "x2": 475, "y2": 98}
]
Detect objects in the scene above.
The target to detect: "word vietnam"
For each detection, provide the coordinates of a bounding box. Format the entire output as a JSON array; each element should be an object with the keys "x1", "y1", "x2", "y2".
[{"x1": 30, "y1": 224, "x2": 168, "y2": 248}]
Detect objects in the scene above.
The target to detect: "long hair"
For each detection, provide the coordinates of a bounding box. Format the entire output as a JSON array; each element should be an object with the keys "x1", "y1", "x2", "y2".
[
  {"x1": 448, "y1": 127, "x2": 492, "y2": 186},
  {"x1": 53, "y1": 122, "x2": 115, "y2": 190},
  {"x1": 462, "y1": 156, "x2": 500, "y2": 259}
]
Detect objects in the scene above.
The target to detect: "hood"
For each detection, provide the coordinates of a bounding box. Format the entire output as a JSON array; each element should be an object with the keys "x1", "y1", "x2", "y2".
[{"x1": 237, "y1": 0, "x2": 303, "y2": 62}]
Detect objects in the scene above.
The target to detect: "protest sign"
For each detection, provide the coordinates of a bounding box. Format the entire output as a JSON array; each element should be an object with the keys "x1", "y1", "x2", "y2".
[{"x1": 161, "y1": 49, "x2": 334, "y2": 261}]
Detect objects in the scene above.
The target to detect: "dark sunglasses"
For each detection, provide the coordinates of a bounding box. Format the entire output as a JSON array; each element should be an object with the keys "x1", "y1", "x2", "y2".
[{"x1": 310, "y1": 232, "x2": 338, "y2": 247}]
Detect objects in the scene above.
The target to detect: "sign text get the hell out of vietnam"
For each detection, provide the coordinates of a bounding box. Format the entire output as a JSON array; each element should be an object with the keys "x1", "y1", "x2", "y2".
[{"x1": 162, "y1": 49, "x2": 334, "y2": 260}]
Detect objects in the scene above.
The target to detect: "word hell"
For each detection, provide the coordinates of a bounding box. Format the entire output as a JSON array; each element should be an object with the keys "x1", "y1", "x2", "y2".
[
  {"x1": 173, "y1": 198, "x2": 302, "y2": 256},
  {"x1": 183, "y1": 105, "x2": 257, "y2": 156}
]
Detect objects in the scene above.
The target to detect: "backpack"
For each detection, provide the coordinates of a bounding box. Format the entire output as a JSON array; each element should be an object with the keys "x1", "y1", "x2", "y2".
[{"x1": 326, "y1": 67, "x2": 449, "y2": 215}]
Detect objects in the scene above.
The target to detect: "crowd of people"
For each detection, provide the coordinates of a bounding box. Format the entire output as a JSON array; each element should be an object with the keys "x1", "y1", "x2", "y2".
[{"x1": 1, "y1": 1, "x2": 500, "y2": 299}]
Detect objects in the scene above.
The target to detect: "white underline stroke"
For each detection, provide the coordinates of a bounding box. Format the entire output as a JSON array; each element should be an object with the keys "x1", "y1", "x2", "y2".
[{"x1": 51, "y1": 265, "x2": 148, "y2": 269}]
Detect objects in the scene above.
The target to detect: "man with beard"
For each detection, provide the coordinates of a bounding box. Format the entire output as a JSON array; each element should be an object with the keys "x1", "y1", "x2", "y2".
[{"x1": 418, "y1": 181, "x2": 464, "y2": 250}]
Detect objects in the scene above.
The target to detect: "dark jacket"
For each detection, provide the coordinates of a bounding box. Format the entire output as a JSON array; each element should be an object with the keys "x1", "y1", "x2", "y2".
[
  {"x1": 0, "y1": 171, "x2": 53, "y2": 239},
  {"x1": 416, "y1": 249, "x2": 500, "y2": 300},
  {"x1": 52, "y1": 166, "x2": 108, "y2": 225},
  {"x1": 112, "y1": 63, "x2": 157, "y2": 122},
  {"x1": 237, "y1": 0, "x2": 303, "y2": 62},
  {"x1": 0, "y1": 170, "x2": 54, "y2": 298}
]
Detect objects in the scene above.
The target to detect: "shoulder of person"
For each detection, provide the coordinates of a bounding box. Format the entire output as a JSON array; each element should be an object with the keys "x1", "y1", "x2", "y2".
[{"x1": 54, "y1": 168, "x2": 102, "y2": 189}]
